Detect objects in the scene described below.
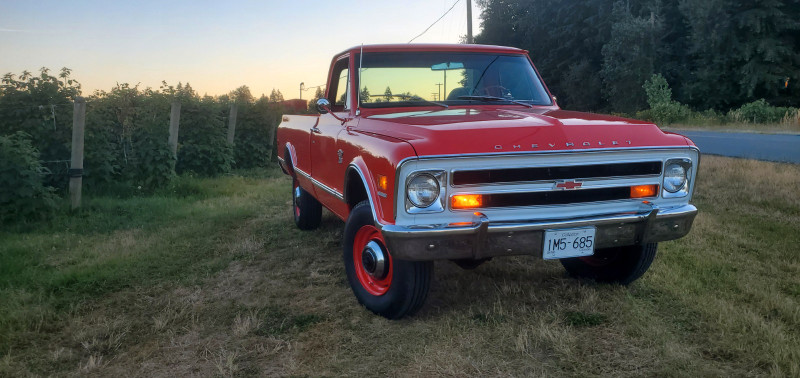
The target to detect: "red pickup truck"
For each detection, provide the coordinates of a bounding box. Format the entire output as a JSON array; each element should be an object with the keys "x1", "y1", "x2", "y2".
[{"x1": 277, "y1": 44, "x2": 699, "y2": 319}]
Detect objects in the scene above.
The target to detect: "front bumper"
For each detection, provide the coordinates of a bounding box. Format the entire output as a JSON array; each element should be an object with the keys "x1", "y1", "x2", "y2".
[{"x1": 381, "y1": 204, "x2": 697, "y2": 261}]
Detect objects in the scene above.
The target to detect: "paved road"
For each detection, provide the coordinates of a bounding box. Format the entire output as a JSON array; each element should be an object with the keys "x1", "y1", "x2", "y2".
[{"x1": 672, "y1": 130, "x2": 800, "y2": 164}]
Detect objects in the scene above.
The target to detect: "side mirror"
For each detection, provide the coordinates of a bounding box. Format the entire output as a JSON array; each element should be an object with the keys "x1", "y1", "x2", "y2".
[
  {"x1": 551, "y1": 95, "x2": 557, "y2": 103},
  {"x1": 317, "y1": 98, "x2": 331, "y2": 114}
]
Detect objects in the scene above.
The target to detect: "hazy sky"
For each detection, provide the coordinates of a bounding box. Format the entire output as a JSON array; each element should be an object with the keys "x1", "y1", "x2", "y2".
[{"x1": 0, "y1": 0, "x2": 482, "y2": 99}]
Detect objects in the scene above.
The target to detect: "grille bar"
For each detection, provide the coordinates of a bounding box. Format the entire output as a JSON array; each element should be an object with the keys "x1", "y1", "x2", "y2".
[
  {"x1": 452, "y1": 161, "x2": 662, "y2": 186},
  {"x1": 469, "y1": 186, "x2": 652, "y2": 209}
]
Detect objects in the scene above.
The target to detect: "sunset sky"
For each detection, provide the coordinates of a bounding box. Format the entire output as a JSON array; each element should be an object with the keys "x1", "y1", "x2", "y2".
[{"x1": 1, "y1": 0, "x2": 481, "y2": 100}]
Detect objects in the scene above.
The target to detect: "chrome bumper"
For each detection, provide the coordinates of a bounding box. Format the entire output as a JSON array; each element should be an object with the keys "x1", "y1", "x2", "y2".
[{"x1": 381, "y1": 204, "x2": 697, "y2": 261}]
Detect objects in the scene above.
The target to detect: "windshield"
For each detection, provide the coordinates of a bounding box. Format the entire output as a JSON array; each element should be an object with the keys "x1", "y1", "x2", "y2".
[{"x1": 357, "y1": 52, "x2": 552, "y2": 108}]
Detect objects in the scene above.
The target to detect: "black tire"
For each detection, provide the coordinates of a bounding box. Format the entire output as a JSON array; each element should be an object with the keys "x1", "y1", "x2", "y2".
[
  {"x1": 343, "y1": 201, "x2": 432, "y2": 319},
  {"x1": 292, "y1": 176, "x2": 322, "y2": 230},
  {"x1": 451, "y1": 258, "x2": 492, "y2": 270},
  {"x1": 560, "y1": 243, "x2": 658, "y2": 285}
]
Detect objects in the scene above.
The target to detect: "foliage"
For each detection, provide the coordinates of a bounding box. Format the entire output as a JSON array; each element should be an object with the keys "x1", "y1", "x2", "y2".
[
  {"x1": 639, "y1": 74, "x2": 798, "y2": 126},
  {"x1": 643, "y1": 74, "x2": 691, "y2": 124},
  {"x1": 175, "y1": 97, "x2": 233, "y2": 176},
  {"x1": 269, "y1": 89, "x2": 284, "y2": 103},
  {"x1": 84, "y1": 83, "x2": 176, "y2": 191},
  {"x1": 728, "y1": 99, "x2": 798, "y2": 124},
  {"x1": 476, "y1": 0, "x2": 800, "y2": 112},
  {"x1": 0, "y1": 132, "x2": 58, "y2": 223},
  {"x1": 233, "y1": 96, "x2": 280, "y2": 169},
  {"x1": 0, "y1": 68, "x2": 81, "y2": 190},
  {"x1": 600, "y1": 1, "x2": 661, "y2": 112}
]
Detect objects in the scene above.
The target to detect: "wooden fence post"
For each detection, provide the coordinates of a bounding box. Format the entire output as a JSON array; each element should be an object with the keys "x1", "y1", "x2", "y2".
[
  {"x1": 168, "y1": 101, "x2": 181, "y2": 158},
  {"x1": 69, "y1": 97, "x2": 86, "y2": 209},
  {"x1": 227, "y1": 103, "x2": 238, "y2": 144}
]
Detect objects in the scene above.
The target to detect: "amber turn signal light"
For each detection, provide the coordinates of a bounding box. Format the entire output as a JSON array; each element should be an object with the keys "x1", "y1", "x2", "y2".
[
  {"x1": 376, "y1": 175, "x2": 388, "y2": 191},
  {"x1": 630, "y1": 184, "x2": 658, "y2": 198},
  {"x1": 452, "y1": 194, "x2": 483, "y2": 209}
]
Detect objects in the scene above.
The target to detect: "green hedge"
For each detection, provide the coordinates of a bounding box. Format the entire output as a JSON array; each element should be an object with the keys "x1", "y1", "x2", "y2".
[
  {"x1": 0, "y1": 132, "x2": 58, "y2": 223},
  {"x1": 640, "y1": 74, "x2": 799, "y2": 126},
  {"x1": 2, "y1": 70, "x2": 281, "y2": 196}
]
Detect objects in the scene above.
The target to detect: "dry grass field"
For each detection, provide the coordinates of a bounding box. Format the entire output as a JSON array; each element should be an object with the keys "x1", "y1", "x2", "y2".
[{"x1": 1, "y1": 155, "x2": 799, "y2": 377}]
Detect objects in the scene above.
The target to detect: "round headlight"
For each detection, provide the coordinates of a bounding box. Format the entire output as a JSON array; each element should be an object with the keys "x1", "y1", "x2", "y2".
[
  {"x1": 663, "y1": 163, "x2": 687, "y2": 193},
  {"x1": 407, "y1": 173, "x2": 440, "y2": 208}
]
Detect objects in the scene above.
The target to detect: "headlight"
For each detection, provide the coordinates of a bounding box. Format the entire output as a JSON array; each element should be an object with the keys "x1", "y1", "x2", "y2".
[
  {"x1": 662, "y1": 158, "x2": 692, "y2": 198},
  {"x1": 407, "y1": 173, "x2": 440, "y2": 208},
  {"x1": 663, "y1": 163, "x2": 687, "y2": 193}
]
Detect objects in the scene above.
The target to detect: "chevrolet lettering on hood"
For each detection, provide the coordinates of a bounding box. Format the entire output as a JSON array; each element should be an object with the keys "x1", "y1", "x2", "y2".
[
  {"x1": 277, "y1": 43, "x2": 700, "y2": 319},
  {"x1": 494, "y1": 140, "x2": 633, "y2": 151}
]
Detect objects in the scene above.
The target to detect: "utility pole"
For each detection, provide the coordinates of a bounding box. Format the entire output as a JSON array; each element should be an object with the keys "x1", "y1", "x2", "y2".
[
  {"x1": 435, "y1": 83, "x2": 443, "y2": 101},
  {"x1": 300, "y1": 82, "x2": 305, "y2": 100},
  {"x1": 466, "y1": 0, "x2": 473, "y2": 44}
]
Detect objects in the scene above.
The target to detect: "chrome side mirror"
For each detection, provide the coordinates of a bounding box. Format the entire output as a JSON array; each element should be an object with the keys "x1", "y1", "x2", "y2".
[{"x1": 317, "y1": 98, "x2": 331, "y2": 114}]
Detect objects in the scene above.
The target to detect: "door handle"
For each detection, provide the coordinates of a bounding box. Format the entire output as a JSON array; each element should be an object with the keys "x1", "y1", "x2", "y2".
[{"x1": 310, "y1": 126, "x2": 321, "y2": 134}]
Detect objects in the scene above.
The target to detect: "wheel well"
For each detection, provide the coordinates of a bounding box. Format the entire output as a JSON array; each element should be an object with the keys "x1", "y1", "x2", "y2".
[
  {"x1": 283, "y1": 147, "x2": 294, "y2": 176},
  {"x1": 345, "y1": 169, "x2": 368, "y2": 210}
]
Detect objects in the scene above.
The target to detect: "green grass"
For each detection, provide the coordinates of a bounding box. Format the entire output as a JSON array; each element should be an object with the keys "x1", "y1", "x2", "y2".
[{"x1": 1, "y1": 157, "x2": 798, "y2": 376}]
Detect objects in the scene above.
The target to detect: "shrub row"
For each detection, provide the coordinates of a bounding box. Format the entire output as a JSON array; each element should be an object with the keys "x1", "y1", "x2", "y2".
[
  {"x1": 639, "y1": 74, "x2": 799, "y2": 126},
  {"x1": 0, "y1": 68, "x2": 285, "y2": 223}
]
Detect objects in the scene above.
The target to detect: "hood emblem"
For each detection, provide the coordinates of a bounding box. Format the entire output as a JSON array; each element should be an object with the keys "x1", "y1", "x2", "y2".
[{"x1": 554, "y1": 180, "x2": 583, "y2": 190}]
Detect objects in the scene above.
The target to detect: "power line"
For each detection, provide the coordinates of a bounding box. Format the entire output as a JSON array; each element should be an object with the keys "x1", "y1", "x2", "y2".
[{"x1": 409, "y1": 0, "x2": 461, "y2": 43}]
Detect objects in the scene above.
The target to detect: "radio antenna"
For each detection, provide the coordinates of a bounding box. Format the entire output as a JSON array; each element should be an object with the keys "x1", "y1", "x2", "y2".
[{"x1": 357, "y1": 43, "x2": 363, "y2": 116}]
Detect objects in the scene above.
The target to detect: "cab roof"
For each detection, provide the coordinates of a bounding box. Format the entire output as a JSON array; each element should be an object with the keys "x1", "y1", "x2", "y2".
[{"x1": 338, "y1": 43, "x2": 528, "y2": 57}]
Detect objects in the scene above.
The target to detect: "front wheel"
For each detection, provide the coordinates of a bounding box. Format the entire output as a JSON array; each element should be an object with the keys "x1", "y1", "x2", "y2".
[
  {"x1": 560, "y1": 243, "x2": 658, "y2": 285},
  {"x1": 292, "y1": 177, "x2": 322, "y2": 230},
  {"x1": 343, "y1": 201, "x2": 432, "y2": 319}
]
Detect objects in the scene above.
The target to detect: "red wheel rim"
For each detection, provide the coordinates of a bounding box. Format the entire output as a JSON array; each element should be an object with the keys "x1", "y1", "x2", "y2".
[{"x1": 353, "y1": 225, "x2": 393, "y2": 296}]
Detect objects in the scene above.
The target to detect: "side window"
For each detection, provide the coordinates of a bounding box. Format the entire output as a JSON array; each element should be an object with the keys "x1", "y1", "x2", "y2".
[{"x1": 329, "y1": 57, "x2": 350, "y2": 111}]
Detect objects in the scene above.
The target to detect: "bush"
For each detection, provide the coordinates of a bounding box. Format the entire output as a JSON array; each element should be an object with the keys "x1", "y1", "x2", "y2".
[
  {"x1": 728, "y1": 99, "x2": 798, "y2": 124},
  {"x1": 233, "y1": 98, "x2": 279, "y2": 169},
  {"x1": 0, "y1": 132, "x2": 58, "y2": 223},
  {"x1": 0, "y1": 68, "x2": 81, "y2": 191},
  {"x1": 643, "y1": 74, "x2": 691, "y2": 124},
  {"x1": 176, "y1": 99, "x2": 233, "y2": 176}
]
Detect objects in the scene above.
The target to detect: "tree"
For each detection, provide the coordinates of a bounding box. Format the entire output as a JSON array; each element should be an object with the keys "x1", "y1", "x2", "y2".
[
  {"x1": 600, "y1": 1, "x2": 661, "y2": 113},
  {"x1": 360, "y1": 86, "x2": 371, "y2": 103},
  {"x1": 474, "y1": 0, "x2": 800, "y2": 112},
  {"x1": 383, "y1": 86, "x2": 393, "y2": 101},
  {"x1": 269, "y1": 89, "x2": 284, "y2": 103},
  {"x1": 229, "y1": 85, "x2": 255, "y2": 104}
]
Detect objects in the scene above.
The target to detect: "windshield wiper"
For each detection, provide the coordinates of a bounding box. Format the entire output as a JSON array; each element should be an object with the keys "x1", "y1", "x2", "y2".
[{"x1": 457, "y1": 95, "x2": 533, "y2": 108}]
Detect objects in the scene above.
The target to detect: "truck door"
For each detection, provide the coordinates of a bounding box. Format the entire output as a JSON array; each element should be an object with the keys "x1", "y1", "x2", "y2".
[{"x1": 310, "y1": 57, "x2": 351, "y2": 209}]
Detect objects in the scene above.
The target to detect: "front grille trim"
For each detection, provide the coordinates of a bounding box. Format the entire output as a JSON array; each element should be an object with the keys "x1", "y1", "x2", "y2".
[{"x1": 452, "y1": 161, "x2": 663, "y2": 186}]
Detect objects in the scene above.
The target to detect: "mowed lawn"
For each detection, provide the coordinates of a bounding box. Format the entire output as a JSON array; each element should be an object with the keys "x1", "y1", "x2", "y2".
[{"x1": 1, "y1": 156, "x2": 798, "y2": 377}]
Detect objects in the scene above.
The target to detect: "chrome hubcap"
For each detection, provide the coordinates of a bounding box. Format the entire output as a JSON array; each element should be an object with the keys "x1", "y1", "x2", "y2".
[{"x1": 362, "y1": 241, "x2": 387, "y2": 279}]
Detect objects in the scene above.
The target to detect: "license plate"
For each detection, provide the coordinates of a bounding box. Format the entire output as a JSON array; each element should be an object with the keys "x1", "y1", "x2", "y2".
[{"x1": 542, "y1": 227, "x2": 596, "y2": 260}]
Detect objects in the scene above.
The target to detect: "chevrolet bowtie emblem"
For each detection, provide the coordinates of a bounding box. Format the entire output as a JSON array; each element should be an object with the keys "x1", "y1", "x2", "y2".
[{"x1": 554, "y1": 180, "x2": 583, "y2": 190}]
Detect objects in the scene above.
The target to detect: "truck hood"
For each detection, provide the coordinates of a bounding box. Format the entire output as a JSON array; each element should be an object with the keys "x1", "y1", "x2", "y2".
[{"x1": 359, "y1": 108, "x2": 690, "y2": 157}]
